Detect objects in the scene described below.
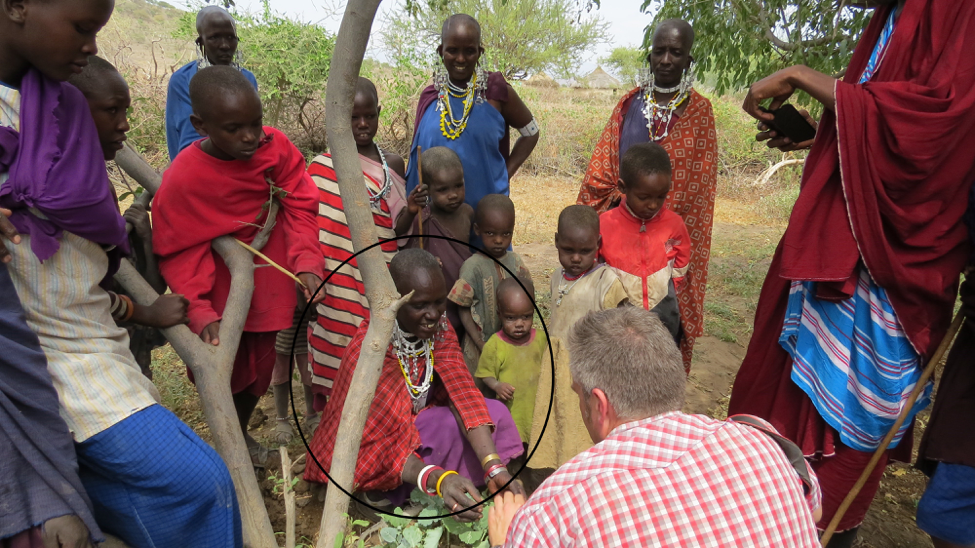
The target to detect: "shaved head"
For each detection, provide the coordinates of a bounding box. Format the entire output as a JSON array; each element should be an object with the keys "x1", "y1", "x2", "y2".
[
  {"x1": 196, "y1": 5, "x2": 235, "y2": 35},
  {"x1": 355, "y1": 76, "x2": 378, "y2": 104},
  {"x1": 653, "y1": 19, "x2": 694, "y2": 51},
  {"x1": 441, "y1": 13, "x2": 481, "y2": 45}
]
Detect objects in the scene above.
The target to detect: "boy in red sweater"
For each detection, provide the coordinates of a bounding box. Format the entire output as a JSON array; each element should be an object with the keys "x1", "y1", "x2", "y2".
[
  {"x1": 153, "y1": 66, "x2": 325, "y2": 466},
  {"x1": 599, "y1": 142, "x2": 688, "y2": 344}
]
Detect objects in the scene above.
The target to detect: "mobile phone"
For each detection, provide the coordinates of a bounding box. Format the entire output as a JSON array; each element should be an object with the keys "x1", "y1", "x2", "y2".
[{"x1": 760, "y1": 104, "x2": 817, "y2": 143}]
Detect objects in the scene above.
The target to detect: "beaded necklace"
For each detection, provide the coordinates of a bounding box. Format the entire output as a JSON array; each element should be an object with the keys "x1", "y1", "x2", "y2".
[
  {"x1": 435, "y1": 68, "x2": 486, "y2": 140},
  {"x1": 639, "y1": 68, "x2": 693, "y2": 142},
  {"x1": 366, "y1": 143, "x2": 392, "y2": 208},
  {"x1": 392, "y1": 322, "x2": 435, "y2": 413}
]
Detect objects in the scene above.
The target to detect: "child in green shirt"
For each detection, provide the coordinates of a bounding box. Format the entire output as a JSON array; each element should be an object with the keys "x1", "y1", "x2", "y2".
[{"x1": 475, "y1": 277, "x2": 546, "y2": 443}]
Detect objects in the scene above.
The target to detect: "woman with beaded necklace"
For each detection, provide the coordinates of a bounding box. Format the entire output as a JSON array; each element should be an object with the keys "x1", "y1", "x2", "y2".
[
  {"x1": 304, "y1": 249, "x2": 525, "y2": 516},
  {"x1": 406, "y1": 14, "x2": 539, "y2": 217},
  {"x1": 578, "y1": 19, "x2": 717, "y2": 375}
]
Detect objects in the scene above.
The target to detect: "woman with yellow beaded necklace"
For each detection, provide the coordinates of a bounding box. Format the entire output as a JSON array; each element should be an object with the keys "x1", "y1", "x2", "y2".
[
  {"x1": 406, "y1": 14, "x2": 539, "y2": 221},
  {"x1": 303, "y1": 249, "x2": 525, "y2": 516}
]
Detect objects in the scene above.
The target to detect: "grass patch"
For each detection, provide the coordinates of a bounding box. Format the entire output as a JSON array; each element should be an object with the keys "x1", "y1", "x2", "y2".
[{"x1": 150, "y1": 345, "x2": 207, "y2": 437}]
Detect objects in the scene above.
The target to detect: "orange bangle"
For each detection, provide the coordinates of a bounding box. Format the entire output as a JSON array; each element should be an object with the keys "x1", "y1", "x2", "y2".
[{"x1": 120, "y1": 295, "x2": 136, "y2": 322}]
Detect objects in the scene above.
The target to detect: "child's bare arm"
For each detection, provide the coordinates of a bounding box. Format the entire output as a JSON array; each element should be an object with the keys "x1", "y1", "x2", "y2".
[
  {"x1": 386, "y1": 152, "x2": 406, "y2": 179},
  {"x1": 459, "y1": 307, "x2": 484, "y2": 350},
  {"x1": 129, "y1": 294, "x2": 190, "y2": 329},
  {"x1": 394, "y1": 184, "x2": 428, "y2": 236}
]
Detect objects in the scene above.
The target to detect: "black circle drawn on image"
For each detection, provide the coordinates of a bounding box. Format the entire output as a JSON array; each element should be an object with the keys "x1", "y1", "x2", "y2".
[{"x1": 286, "y1": 233, "x2": 555, "y2": 520}]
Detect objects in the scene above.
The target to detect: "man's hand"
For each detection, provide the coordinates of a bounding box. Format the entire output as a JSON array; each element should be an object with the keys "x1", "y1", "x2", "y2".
[
  {"x1": 41, "y1": 515, "x2": 93, "y2": 548},
  {"x1": 440, "y1": 472, "x2": 484, "y2": 522},
  {"x1": 133, "y1": 294, "x2": 190, "y2": 328},
  {"x1": 0, "y1": 207, "x2": 21, "y2": 264},
  {"x1": 488, "y1": 490, "x2": 526, "y2": 547},
  {"x1": 494, "y1": 382, "x2": 515, "y2": 401},
  {"x1": 123, "y1": 203, "x2": 152, "y2": 241},
  {"x1": 407, "y1": 184, "x2": 429, "y2": 215},
  {"x1": 298, "y1": 273, "x2": 325, "y2": 305},
  {"x1": 201, "y1": 321, "x2": 221, "y2": 346},
  {"x1": 756, "y1": 108, "x2": 818, "y2": 152}
]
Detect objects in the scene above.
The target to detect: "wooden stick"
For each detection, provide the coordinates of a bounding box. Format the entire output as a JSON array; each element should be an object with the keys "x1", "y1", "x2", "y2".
[
  {"x1": 416, "y1": 145, "x2": 424, "y2": 250},
  {"x1": 820, "y1": 310, "x2": 965, "y2": 545},
  {"x1": 280, "y1": 446, "x2": 296, "y2": 548},
  {"x1": 234, "y1": 238, "x2": 306, "y2": 287}
]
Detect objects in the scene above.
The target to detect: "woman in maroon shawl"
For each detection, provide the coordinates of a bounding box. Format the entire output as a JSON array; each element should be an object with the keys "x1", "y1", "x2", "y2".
[{"x1": 729, "y1": 1, "x2": 975, "y2": 545}]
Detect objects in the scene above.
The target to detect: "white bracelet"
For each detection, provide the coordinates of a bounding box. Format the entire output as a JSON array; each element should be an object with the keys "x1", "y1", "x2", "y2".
[
  {"x1": 518, "y1": 117, "x2": 539, "y2": 137},
  {"x1": 417, "y1": 464, "x2": 436, "y2": 492}
]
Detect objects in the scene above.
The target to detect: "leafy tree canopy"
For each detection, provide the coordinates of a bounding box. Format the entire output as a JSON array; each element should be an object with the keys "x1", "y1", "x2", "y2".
[
  {"x1": 382, "y1": 0, "x2": 609, "y2": 80},
  {"x1": 601, "y1": 46, "x2": 644, "y2": 87},
  {"x1": 643, "y1": 0, "x2": 875, "y2": 96}
]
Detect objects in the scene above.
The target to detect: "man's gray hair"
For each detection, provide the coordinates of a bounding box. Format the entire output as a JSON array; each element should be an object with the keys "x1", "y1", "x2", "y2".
[{"x1": 568, "y1": 307, "x2": 685, "y2": 420}]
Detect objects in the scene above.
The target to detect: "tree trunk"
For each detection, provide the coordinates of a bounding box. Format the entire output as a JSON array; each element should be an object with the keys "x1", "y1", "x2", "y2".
[
  {"x1": 315, "y1": 1, "x2": 409, "y2": 546},
  {"x1": 113, "y1": 144, "x2": 278, "y2": 548}
]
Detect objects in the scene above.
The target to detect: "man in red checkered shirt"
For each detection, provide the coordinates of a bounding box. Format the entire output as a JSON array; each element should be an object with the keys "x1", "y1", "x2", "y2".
[{"x1": 488, "y1": 307, "x2": 822, "y2": 547}]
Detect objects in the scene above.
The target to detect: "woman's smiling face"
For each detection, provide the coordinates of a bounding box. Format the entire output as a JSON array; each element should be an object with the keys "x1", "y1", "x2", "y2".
[{"x1": 438, "y1": 21, "x2": 483, "y2": 84}]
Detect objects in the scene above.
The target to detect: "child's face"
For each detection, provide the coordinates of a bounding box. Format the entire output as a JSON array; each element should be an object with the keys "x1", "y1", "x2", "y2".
[
  {"x1": 427, "y1": 168, "x2": 465, "y2": 214},
  {"x1": 555, "y1": 226, "x2": 600, "y2": 278},
  {"x1": 351, "y1": 91, "x2": 379, "y2": 148},
  {"x1": 498, "y1": 288, "x2": 534, "y2": 343},
  {"x1": 474, "y1": 208, "x2": 514, "y2": 259},
  {"x1": 85, "y1": 73, "x2": 131, "y2": 161},
  {"x1": 191, "y1": 91, "x2": 264, "y2": 161},
  {"x1": 618, "y1": 171, "x2": 671, "y2": 221},
  {"x1": 6, "y1": 0, "x2": 114, "y2": 82}
]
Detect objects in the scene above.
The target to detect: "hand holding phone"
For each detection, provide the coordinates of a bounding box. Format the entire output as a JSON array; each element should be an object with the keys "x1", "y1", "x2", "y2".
[{"x1": 757, "y1": 105, "x2": 818, "y2": 152}]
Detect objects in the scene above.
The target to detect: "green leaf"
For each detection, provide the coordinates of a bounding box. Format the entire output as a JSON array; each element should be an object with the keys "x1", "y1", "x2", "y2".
[
  {"x1": 402, "y1": 525, "x2": 423, "y2": 545},
  {"x1": 351, "y1": 519, "x2": 370, "y2": 528},
  {"x1": 379, "y1": 527, "x2": 400, "y2": 543},
  {"x1": 332, "y1": 532, "x2": 344, "y2": 548},
  {"x1": 459, "y1": 530, "x2": 482, "y2": 545},
  {"x1": 423, "y1": 526, "x2": 444, "y2": 548},
  {"x1": 418, "y1": 507, "x2": 439, "y2": 519},
  {"x1": 442, "y1": 516, "x2": 474, "y2": 535},
  {"x1": 475, "y1": 540, "x2": 490, "y2": 548},
  {"x1": 384, "y1": 510, "x2": 412, "y2": 529}
]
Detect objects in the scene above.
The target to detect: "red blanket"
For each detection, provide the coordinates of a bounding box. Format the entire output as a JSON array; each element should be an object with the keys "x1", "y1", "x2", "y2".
[
  {"x1": 153, "y1": 128, "x2": 324, "y2": 334},
  {"x1": 780, "y1": 0, "x2": 975, "y2": 358}
]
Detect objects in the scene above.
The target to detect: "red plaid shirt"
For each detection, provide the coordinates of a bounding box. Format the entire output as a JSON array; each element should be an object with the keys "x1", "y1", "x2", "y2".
[
  {"x1": 505, "y1": 412, "x2": 821, "y2": 547},
  {"x1": 304, "y1": 319, "x2": 492, "y2": 492}
]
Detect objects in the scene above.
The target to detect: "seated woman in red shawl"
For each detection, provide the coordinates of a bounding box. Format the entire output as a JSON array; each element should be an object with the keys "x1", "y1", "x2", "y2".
[
  {"x1": 728, "y1": 1, "x2": 975, "y2": 546},
  {"x1": 304, "y1": 249, "x2": 525, "y2": 516},
  {"x1": 577, "y1": 19, "x2": 717, "y2": 373}
]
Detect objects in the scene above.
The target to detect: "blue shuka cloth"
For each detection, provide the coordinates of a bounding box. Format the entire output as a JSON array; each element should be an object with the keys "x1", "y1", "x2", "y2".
[
  {"x1": 165, "y1": 62, "x2": 258, "y2": 161},
  {"x1": 76, "y1": 404, "x2": 242, "y2": 548},
  {"x1": 0, "y1": 263, "x2": 102, "y2": 543},
  {"x1": 405, "y1": 95, "x2": 509, "y2": 210}
]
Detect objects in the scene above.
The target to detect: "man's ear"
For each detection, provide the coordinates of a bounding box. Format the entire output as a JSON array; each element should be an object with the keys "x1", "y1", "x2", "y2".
[
  {"x1": 4, "y1": 0, "x2": 28, "y2": 24},
  {"x1": 590, "y1": 387, "x2": 613, "y2": 437},
  {"x1": 190, "y1": 114, "x2": 208, "y2": 137},
  {"x1": 436, "y1": 44, "x2": 444, "y2": 58},
  {"x1": 376, "y1": 104, "x2": 382, "y2": 117}
]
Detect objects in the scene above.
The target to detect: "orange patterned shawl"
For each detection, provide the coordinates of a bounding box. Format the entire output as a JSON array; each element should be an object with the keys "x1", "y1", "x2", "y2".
[{"x1": 578, "y1": 88, "x2": 718, "y2": 371}]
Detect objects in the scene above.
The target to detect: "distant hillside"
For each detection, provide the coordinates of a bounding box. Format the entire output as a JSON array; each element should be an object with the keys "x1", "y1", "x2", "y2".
[{"x1": 100, "y1": 0, "x2": 193, "y2": 75}]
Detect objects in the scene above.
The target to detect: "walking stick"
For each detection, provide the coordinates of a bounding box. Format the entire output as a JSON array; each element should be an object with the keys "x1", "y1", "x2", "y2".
[
  {"x1": 819, "y1": 310, "x2": 965, "y2": 546},
  {"x1": 416, "y1": 146, "x2": 424, "y2": 250}
]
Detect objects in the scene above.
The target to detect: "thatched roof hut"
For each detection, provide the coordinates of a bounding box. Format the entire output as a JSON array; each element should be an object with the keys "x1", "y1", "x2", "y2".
[
  {"x1": 525, "y1": 71, "x2": 559, "y2": 88},
  {"x1": 582, "y1": 67, "x2": 622, "y2": 89}
]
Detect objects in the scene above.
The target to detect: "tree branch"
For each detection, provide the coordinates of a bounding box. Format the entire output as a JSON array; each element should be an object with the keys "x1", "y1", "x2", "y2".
[
  {"x1": 315, "y1": 1, "x2": 416, "y2": 547},
  {"x1": 113, "y1": 150, "x2": 279, "y2": 548}
]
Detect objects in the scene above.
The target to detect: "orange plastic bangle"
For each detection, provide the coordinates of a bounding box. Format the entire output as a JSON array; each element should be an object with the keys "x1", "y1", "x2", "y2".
[{"x1": 120, "y1": 295, "x2": 136, "y2": 322}]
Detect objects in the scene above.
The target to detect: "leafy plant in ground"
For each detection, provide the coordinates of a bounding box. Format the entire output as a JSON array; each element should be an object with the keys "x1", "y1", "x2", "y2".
[{"x1": 377, "y1": 489, "x2": 492, "y2": 548}]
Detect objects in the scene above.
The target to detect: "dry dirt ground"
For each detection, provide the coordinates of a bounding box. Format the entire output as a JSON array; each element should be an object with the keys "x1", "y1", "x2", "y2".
[{"x1": 153, "y1": 175, "x2": 937, "y2": 547}]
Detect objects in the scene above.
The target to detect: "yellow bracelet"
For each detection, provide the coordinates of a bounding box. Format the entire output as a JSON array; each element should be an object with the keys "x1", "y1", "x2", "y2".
[
  {"x1": 480, "y1": 453, "x2": 501, "y2": 468},
  {"x1": 435, "y1": 470, "x2": 459, "y2": 498}
]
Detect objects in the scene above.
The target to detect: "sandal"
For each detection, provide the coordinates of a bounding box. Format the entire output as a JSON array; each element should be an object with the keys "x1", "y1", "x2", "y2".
[
  {"x1": 274, "y1": 418, "x2": 294, "y2": 445},
  {"x1": 248, "y1": 442, "x2": 269, "y2": 469},
  {"x1": 303, "y1": 412, "x2": 321, "y2": 435}
]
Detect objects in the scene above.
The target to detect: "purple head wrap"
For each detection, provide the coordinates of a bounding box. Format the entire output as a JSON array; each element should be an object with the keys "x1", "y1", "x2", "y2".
[{"x1": 0, "y1": 69, "x2": 129, "y2": 280}]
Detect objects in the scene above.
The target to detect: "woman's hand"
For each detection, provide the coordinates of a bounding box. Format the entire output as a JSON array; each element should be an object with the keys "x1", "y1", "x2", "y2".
[
  {"x1": 487, "y1": 468, "x2": 526, "y2": 498},
  {"x1": 0, "y1": 207, "x2": 21, "y2": 264},
  {"x1": 488, "y1": 490, "x2": 526, "y2": 547},
  {"x1": 440, "y1": 472, "x2": 484, "y2": 522},
  {"x1": 756, "y1": 108, "x2": 819, "y2": 152}
]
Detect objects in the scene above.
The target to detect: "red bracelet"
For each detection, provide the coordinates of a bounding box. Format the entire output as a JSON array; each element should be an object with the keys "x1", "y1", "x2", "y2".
[
  {"x1": 484, "y1": 463, "x2": 507, "y2": 481},
  {"x1": 421, "y1": 466, "x2": 442, "y2": 495}
]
